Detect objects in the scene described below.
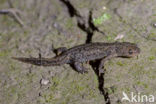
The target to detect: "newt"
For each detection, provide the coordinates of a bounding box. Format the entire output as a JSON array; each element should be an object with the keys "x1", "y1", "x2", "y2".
[{"x1": 12, "y1": 42, "x2": 140, "y2": 74}]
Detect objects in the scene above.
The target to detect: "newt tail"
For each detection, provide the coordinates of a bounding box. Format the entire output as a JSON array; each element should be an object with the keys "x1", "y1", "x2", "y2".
[{"x1": 12, "y1": 54, "x2": 69, "y2": 66}]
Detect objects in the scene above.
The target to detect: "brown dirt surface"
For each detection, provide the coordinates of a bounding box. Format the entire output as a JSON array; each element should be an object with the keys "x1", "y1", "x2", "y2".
[{"x1": 0, "y1": 0, "x2": 156, "y2": 104}]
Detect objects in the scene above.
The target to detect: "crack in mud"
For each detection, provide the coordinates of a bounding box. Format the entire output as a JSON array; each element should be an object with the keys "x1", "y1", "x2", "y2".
[
  {"x1": 78, "y1": 10, "x2": 105, "y2": 43},
  {"x1": 59, "y1": 0, "x2": 111, "y2": 103},
  {"x1": 91, "y1": 61, "x2": 111, "y2": 104},
  {"x1": 98, "y1": 73, "x2": 111, "y2": 104},
  {"x1": 60, "y1": 0, "x2": 105, "y2": 43},
  {"x1": 59, "y1": 0, "x2": 81, "y2": 17}
]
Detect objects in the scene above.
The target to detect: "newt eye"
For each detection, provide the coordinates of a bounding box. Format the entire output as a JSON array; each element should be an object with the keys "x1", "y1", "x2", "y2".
[{"x1": 128, "y1": 49, "x2": 133, "y2": 54}]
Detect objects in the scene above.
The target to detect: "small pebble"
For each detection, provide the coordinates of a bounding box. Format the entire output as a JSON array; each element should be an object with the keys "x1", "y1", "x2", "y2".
[
  {"x1": 102, "y1": 6, "x2": 107, "y2": 10},
  {"x1": 49, "y1": 71, "x2": 55, "y2": 77},
  {"x1": 153, "y1": 23, "x2": 156, "y2": 28},
  {"x1": 53, "y1": 22, "x2": 58, "y2": 28},
  {"x1": 114, "y1": 34, "x2": 124, "y2": 40},
  {"x1": 40, "y1": 78, "x2": 49, "y2": 85}
]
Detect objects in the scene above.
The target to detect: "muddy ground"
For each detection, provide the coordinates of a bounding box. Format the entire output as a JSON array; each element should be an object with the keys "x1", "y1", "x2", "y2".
[{"x1": 0, "y1": 0, "x2": 156, "y2": 104}]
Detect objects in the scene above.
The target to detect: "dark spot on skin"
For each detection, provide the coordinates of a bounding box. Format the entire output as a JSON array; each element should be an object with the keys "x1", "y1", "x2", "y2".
[{"x1": 128, "y1": 49, "x2": 133, "y2": 55}]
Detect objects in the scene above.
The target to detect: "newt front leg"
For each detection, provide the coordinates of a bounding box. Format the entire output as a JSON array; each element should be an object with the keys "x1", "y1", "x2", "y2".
[
  {"x1": 54, "y1": 47, "x2": 67, "y2": 55},
  {"x1": 98, "y1": 54, "x2": 117, "y2": 75}
]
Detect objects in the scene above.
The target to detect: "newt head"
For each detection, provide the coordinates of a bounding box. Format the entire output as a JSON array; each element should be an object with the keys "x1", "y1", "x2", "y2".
[{"x1": 116, "y1": 42, "x2": 140, "y2": 58}]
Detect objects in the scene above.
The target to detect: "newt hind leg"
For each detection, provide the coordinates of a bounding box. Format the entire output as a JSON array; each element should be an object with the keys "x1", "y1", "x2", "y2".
[{"x1": 74, "y1": 62, "x2": 88, "y2": 74}]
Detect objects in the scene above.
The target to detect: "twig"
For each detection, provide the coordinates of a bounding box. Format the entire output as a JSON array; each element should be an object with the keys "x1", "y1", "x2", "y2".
[{"x1": 0, "y1": 8, "x2": 25, "y2": 27}]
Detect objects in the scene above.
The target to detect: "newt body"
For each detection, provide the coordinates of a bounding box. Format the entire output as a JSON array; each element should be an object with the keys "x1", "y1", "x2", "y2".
[{"x1": 12, "y1": 42, "x2": 140, "y2": 74}]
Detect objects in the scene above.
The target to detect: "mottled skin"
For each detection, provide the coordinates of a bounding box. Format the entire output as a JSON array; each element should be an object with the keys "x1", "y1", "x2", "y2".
[{"x1": 12, "y1": 42, "x2": 140, "y2": 74}]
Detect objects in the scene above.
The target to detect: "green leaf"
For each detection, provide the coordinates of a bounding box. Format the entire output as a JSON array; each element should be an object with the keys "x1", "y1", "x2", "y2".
[{"x1": 93, "y1": 13, "x2": 111, "y2": 25}]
